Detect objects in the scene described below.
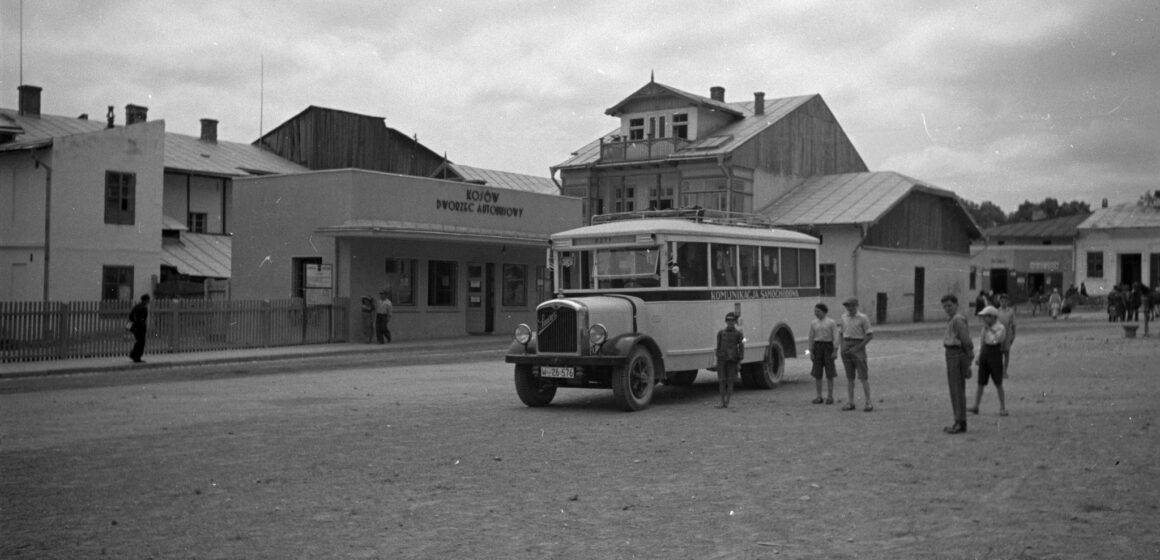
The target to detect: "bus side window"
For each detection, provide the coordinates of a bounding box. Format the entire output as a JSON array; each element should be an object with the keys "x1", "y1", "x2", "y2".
[
  {"x1": 739, "y1": 245, "x2": 760, "y2": 286},
  {"x1": 712, "y1": 244, "x2": 738, "y2": 287},
  {"x1": 672, "y1": 242, "x2": 707, "y2": 287},
  {"x1": 761, "y1": 247, "x2": 780, "y2": 286}
]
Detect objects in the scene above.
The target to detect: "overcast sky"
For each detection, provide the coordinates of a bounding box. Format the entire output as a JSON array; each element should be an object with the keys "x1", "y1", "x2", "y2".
[{"x1": 2, "y1": 0, "x2": 1157, "y2": 213}]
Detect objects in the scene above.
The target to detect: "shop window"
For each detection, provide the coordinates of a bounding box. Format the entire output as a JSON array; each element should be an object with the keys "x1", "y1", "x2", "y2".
[
  {"x1": 101, "y1": 265, "x2": 134, "y2": 301},
  {"x1": 427, "y1": 260, "x2": 457, "y2": 307},
  {"x1": 502, "y1": 264, "x2": 528, "y2": 307},
  {"x1": 385, "y1": 258, "x2": 417, "y2": 305},
  {"x1": 104, "y1": 171, "x2": 136, "y2": 225},
  {"x1": 1086, "y1": 252, "x2": 1104, "y2": 278},
  {"x1": 820, "y1": 263, "x2": 837, "y2": 296},
  {"x1": 760, "y1": 247, "x2": 780, "y2": 287}
]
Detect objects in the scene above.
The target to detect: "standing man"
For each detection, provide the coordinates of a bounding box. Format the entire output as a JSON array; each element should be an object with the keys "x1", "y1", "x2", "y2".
[
  {"x1": 714, "y1": 312, "x2": 744, "y2": 409},
  {"x1": 807, "y1": 302, "x2": 839, "y2": 405},
  {"x1": 375, "y1": 289, "x2": 394, "y2": 343},
  {"x1": 128, "y1": 294, "x2": 151, "y2": 363},
  {"x1": 838, "y1": 297, "x2": 874, "y2": 412},
  {"x1": 940, "y1": 294, "x2": 975, "y2": 434}
]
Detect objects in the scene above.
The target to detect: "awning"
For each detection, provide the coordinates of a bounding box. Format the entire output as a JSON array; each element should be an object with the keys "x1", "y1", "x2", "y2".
[
  {"x1": 315, "y1": 219, "x2": 549, "y2": 246},
  {"x1": 161, "y1": 233, "x2": 231, "y2": 278}
]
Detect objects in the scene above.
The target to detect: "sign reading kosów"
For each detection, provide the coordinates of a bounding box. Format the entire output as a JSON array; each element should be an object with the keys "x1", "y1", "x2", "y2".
[{"x1": 436, "y1": 187, "x2": 525, "y2": 218}]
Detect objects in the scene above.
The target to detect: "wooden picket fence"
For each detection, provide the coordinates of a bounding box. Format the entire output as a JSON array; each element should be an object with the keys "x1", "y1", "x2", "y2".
[{"x1": 0, "y1": 298, "x2": 350, "y2": 363}]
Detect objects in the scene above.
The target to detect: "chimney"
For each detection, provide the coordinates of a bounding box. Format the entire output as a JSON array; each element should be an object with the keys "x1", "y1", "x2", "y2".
[
  {"x1": 710, "y1": 86, "x2": 725, "y2": 102},
  {"x1": 200, "y1": 118, "x2": 218, "y2": 143},
  {"x1": 18, "y1": 85, "x2": 42, "y2": 117},
  {"x1": 106, "y1": 106, "x2": 115, "y2": 128},
  {"x1": 754, "y1": 92, "x2": 765, "y2": 115},
  {"x1": 1102, "y1": 198, "x2": 1108, "y2": 208},
  {"x1": 125, "y1": 104, "x2": 148, "y2": 125}
]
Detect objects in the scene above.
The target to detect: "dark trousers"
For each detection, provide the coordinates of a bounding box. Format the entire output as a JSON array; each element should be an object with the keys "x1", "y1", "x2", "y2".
[
  {"x1": 130, "y1": 328, "x2": 147, "y2": 361},
  {"x1": 375, "y1": 315, "x2": 391, "y2": 343},
  {"x1": 945, "y1": 347, "x2": 970, "y2": 423}
]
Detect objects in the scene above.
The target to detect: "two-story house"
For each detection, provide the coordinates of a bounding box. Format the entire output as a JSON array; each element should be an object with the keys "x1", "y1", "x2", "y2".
[
  {"x1": 0, "y1": 84, "x2": 306, "y2": 302},
  {"x1": 553, "y1": 80, "x2": 982, "y2": 322}
]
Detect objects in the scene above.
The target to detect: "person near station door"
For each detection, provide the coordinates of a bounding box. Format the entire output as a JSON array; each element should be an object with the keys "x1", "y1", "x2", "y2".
[
  {"x1": 127, "y1": 294, "x2": 151, "y2": 363},
  {"x1": 940, "y1": 294, "x2": 974, "y2": 434},
  {"x1": 375, "y1": 289, "x2": 394, "y2": 343}
]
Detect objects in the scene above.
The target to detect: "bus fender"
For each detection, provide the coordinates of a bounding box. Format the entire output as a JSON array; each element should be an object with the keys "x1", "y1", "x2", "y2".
[
  {"x1": 506, "y1": 333, "x2": 538, "y2": 356},
  {"x1": 769, "y1": 323, "x2": 797, "y2": 358},
  {"x1": 599, "y1": 333, "x2": 666, "y2": 373}
]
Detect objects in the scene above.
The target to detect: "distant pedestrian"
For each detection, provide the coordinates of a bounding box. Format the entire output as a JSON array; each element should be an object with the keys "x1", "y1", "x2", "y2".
[
  {"x1": 127, "y1": 294, "x2": 151, "y2": 363},
  {"x1": 807, "y1": 303, "x2": 839, "y2": 405},
  {"x1": 1030, "y1": 288, "x2": 1043, "y2": 317},
  {"x1": 375, "y1": 290, "x2": 394, "y2": 343},
  {"x1": 969, "y1": 306, "x2": 1008, "y2": 417},
  {"x1": 360, "y1": 295, "x2": 375, "y2": 343},
  {"x1": 974, "y1": 290, "x2": 990, "y2": 315},
  {"x1": 838, "y1": 297, "x2": 874, "y2": 411},
  {"x1": 1048, "y1": 288, "x2": 1063, "y2": 320},
  {"x1": 996, "y1": 294, "x2": 1016, "y2": 378},
  {"x1": 715, "y1": 312, "x2": 744, "y2": 409},
  {"x1": 940, "y1": 294, "x2": 974, "y2": 434}
]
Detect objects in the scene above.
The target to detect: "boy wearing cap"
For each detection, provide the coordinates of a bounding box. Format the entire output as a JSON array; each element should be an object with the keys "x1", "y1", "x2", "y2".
[
  {"x1": 807, "y1": 302, "x2": 839, "y2": 404},
  {"x1": 715, "y1": 312, "x2": 745, "y2": 408},
  {"x1": 970, "y1": 305, "x2": 1008, "y2": 416},
  {"x1": 838, "y1": 297, "x2": 874, "y2": 411}
]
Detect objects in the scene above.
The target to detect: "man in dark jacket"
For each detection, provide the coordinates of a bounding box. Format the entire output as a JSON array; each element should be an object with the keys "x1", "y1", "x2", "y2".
[{"x1": 128, "y1": 294, "x2": 151, "y2": 363}]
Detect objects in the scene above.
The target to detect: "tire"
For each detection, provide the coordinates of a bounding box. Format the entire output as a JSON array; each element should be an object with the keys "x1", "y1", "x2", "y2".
[
  {"x1": 742, "y1": 339, "x2": 785, "y2": 390},
  {"x1": 612, "y1": 346, "x2": 657, "y2": 411},
  {"x1": 514, "y1": 365, "x2": 556, "y2": 407},
  {"x1": 666, "y1": 370, "x2": 698, "y2": 386}
]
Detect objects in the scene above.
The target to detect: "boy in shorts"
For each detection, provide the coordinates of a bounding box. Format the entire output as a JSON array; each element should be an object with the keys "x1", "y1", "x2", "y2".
[
  {"x1": 839, "y1": 297, "x2": 874, "y2": 411},
  {"x1": 807, "y1": 303, "x2": 839, "y2": 404},
  {"x1": 970, "y1": 306, "x2": 1008, "y2": 416}
]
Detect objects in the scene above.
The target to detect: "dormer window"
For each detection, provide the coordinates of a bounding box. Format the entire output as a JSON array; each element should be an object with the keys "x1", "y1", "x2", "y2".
[
  {"x1": 673, "y1": 113, "x2": 688, "y2": 139},
  {"x1": 629, "y1": 118, "x2": 645, "y2": 140}
]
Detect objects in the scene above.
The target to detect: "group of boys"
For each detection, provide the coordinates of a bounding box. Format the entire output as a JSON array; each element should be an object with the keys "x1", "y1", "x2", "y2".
[{"x1": 716, "y1": 294, "x2": 1015, "y2": 435}]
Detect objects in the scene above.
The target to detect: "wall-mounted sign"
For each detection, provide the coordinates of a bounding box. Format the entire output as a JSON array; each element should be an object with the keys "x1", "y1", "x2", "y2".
[
  {"x1": 436, "y1": 187, "x2": 525, "y2": 218},
  {"x1": 1029, "y1": 261, "x2": 1060, "y2": 271},
  {"x1": 305, "y1": 264, "x2": 333, "y2": 288}
]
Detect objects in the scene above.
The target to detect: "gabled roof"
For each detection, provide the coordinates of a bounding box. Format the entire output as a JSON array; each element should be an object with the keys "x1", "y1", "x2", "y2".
[
  {"x1": 1079, "y1": 201, "x2": 1160, "y2": 229},
  {"x1": 0, "y1": 108, "x2": 305, "y2": 176},
  {"x1": 604, "y1": 81, "x2": 743, "y2": 117},
  {"x1": 760, "y1": 171, "x2": 983, "y2": 237},
  {"x1": 553, "y1": 89, "x2": 816, "y2": 170},
  {"x1": 984, "y1": 214, "x2": 1089, "y2": 239},
  {"x1": 436, "y1": 163, "x2": 559, "y2": 195},
  {"x1": 257, "y1": 105, "x2": 444, "y2": 163}
]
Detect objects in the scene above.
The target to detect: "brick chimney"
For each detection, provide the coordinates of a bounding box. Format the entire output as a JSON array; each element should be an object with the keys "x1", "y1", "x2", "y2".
[
  {"x1": 754, "y1": 92, "x2": 765, "y2": 115},
  {"x1": 200, "y1": 118, "x2": 218, "y2": 143},
  {"x1": 125, "y1": 104, "x2": 148, "y2": 125},
  {"x1": 710, "y1": 86, "x2": 725, "y2": 102},
  {"x1": 18, "y1": 85, "x2": 42, "y2": 117}
]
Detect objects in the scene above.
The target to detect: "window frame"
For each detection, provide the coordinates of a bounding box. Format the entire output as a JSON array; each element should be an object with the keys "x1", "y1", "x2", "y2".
[
  {"x1": 385, "y1": 258, "x2": 418, "y2": 306},
  {"x1": 502, "y1": 263, "x2": 528, "y2": 307},
  {"x1": 188, "y1": 212, "x2": 208, "y2": 233},
  {"x1": 1086, "y1": 251, "x2": 1104, "y2": 279},
  {"x1": 819, "y1": 263, "x2": 837, "y2": 297},
  {"x1": 101, "y1": 265, "x2": 134, "y2": 301},
  {"x1": 104, "y1": 171, "x2": 136, "y2": 225}
]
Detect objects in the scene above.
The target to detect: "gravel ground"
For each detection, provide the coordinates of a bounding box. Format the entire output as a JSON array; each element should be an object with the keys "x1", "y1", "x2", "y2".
[{"x1": 1, "y1": 315, "x2": 1157, "y2": 559}]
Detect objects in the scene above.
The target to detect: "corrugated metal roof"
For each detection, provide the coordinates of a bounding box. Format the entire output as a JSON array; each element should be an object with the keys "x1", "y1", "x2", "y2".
[
  {"x1": 449, "y1": 163, "x2": 559, "y2": 195},
  {"x1": 0, "y1": 108, "x2": 305, "y2": 176},
  {"x1": 759, "y1": 171, "x2": 944, "y2": 225},
  {"x1": 161, "y1": 233, "x2": 231, "y2": 278},
  {"x1": 1079, "y1": 202, "x2": 1160, "y2": 229},
  {"x1": 984, "y1": 214, "x2": 1089, "y2": 238},
  {"x1": 553, "y1": 92, "x2": 815, "y2": 170}
]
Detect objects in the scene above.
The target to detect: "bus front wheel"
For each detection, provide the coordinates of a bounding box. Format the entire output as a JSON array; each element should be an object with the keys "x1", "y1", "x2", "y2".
[
  {"x1": 515, "y1": 365, "x2": 557, "y2": 407},
  {"x1": 743, "y1": 340, "x2": 785, "y2": 389},
  {"x1": 612, "y1": 346, "x2": 656, "y2": 411}
]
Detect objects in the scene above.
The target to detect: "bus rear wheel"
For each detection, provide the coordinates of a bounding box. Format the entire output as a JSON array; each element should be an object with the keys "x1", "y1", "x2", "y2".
[
  {"x1": 514, "y1": 365, "x2": 557, "y2": 407},
  {"x1": 612, "y1": 346, "x2": 656, "y2": 411},
  {"x1": 743, "y1": 340, "x2": 785, "y2": 389}
]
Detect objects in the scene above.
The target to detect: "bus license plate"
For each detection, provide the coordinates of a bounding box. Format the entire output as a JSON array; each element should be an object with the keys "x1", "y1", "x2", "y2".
[{"x1": 540, "y1": 366, "x2": 575, "y2": 379}]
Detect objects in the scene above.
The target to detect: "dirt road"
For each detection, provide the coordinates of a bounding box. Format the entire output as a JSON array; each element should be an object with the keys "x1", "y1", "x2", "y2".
[{"x1": 2, "y1": 319, "x2": 1157, "y2": 559}]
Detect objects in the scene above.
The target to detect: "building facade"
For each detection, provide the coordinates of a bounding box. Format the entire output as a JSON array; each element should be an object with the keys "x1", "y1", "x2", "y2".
[
  {"x1": 1074, "y1": 194, "x2": 1160, "y2": 295},
  {"x1": 231, "y1": 169, "x2": 582, "y2": 340},
  {"x1": 969, "y1": 214, "x2": 1088, "y2": 301}
]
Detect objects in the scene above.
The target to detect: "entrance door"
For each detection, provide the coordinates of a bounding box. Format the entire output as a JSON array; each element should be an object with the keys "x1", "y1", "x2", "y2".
[
  {"x1": 989, "y1": 268, "x2": 1009, "y2": 296},
  {"x1": 1119, "y1": 253, "x2": 1142, "y2": 287},
  {"x1": 913, "y1": 266, "x2": 925, "y2": 322},
  {"x1": 465, "y1": 263, "x2": 494, "y2": 334}
]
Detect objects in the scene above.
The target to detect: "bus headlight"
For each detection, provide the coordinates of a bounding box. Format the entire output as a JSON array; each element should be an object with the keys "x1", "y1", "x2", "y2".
[
  {"x1": 514, "y1": 323, "x2": 533, "y2": 345},
  {"x1": 588, "y1": 323, "x2": 608, "y2": 347}
]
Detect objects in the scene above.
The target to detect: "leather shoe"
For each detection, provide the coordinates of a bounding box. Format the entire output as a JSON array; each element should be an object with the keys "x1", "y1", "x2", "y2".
[{"x1": 943, "y1": 423, "x2": 966, "y2": 434}]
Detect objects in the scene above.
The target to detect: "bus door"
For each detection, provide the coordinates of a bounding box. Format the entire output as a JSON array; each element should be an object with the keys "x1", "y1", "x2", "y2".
[{"x1": 466, "y1": 263, "x2": 494, "y2": 334}]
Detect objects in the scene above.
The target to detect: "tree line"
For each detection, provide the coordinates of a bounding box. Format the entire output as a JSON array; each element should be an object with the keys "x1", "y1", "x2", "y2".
[{"x1": 962, "y1": 197, "x2": 1092, "y2": 230}]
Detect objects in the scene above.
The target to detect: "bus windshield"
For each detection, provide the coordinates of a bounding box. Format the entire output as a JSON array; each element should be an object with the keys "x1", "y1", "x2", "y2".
[{"x1": 593, "y1": 246, "x2": 661, "y2": 288}]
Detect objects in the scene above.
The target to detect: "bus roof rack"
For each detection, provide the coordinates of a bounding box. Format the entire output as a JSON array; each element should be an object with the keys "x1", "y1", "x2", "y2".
[{"x1": 590, "y1": 207, "x2": 775, "y2": 229}]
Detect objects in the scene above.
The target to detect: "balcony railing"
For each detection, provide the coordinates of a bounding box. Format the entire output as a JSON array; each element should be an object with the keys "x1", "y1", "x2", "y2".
[{"x1": 599, "y1": 137, "x2": 691, "y2": 163}]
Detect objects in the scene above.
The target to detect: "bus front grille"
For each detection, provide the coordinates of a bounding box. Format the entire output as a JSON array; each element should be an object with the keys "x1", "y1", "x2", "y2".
[{"x1": 537, "y1": 306, "x2": 578, "y2": 353}]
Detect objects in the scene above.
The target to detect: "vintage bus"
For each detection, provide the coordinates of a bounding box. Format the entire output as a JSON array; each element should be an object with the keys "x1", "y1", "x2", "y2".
[{"x1": 504, "y1": 209, "x2": 821, "y2": 411}]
